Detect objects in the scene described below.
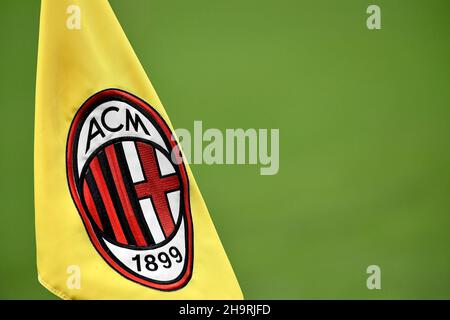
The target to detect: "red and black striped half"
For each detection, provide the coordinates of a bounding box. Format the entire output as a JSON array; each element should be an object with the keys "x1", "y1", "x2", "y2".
[{"x1": 66, "y1": 89, "x2": 193, "y2": 291}]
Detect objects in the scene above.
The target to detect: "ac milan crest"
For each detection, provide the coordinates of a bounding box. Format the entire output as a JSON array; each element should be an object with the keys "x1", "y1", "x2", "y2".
[{"x1": 66, "y1": 89, "x2": 193, "y2": 290}]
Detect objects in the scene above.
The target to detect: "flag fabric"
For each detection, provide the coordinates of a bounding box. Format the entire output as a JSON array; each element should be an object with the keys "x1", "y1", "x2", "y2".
[{"x1": 35, "y1": 0, "x2": 242, "y2": 299}]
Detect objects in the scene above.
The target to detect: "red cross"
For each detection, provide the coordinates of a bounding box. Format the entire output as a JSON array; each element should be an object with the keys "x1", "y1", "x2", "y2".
[{"x1": 134, "y1": 141, "x2": 179, "y2": 237}]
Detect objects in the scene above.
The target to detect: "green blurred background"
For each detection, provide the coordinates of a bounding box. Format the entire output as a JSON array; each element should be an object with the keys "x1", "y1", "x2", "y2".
[{"x1": 0, "y1": 0, "x2": 449, "y2": 299}]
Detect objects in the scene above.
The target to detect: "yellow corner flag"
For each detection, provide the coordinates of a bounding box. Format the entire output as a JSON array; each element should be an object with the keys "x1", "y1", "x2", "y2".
[{"x1": 35, "y1": 0, "x2": 242, "y2": 299}]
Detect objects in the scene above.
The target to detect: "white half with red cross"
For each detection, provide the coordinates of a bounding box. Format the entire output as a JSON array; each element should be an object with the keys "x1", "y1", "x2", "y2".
[{"x1": 66, "y1": 89, "x2": 193, "y2": 291}]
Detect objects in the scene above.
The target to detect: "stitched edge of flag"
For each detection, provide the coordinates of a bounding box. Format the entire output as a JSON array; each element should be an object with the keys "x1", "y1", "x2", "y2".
[{"x1": 38, "y1": 273, "x2": 71, "y2": 300}]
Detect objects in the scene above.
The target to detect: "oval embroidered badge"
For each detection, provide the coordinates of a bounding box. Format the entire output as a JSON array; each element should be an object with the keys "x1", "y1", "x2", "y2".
[{"x1": 66, "y1": 89, "x2": 193, "y2": 290}]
